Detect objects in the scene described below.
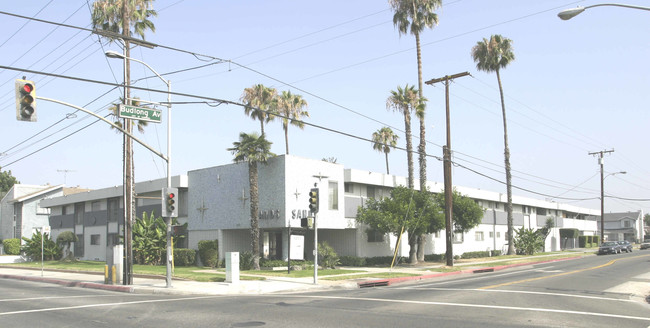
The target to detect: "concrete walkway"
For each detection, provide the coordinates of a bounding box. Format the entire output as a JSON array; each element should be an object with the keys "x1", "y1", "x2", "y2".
[{"x1": 0, "y1": 251, "x2": 593, "y2": 296}]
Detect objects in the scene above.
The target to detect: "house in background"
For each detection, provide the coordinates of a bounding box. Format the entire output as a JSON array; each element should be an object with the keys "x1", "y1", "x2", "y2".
[
  {"x1": 40, "y1": 176, "x2": 188, "y2": 261},
  {"x1": 602, "y1": 211, "x2": 644, "y2": 243},
  {"x1": 0, "y1": 184, "x2": 88, "y2": 244}
]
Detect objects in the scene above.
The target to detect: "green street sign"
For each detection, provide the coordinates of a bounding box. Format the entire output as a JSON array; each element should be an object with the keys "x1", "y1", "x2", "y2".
[{"x1": 118, "y1": 104, "x2": 162, "y2": 123}]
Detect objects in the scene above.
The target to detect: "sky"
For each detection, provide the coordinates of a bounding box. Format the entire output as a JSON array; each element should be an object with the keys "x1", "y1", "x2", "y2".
[{"x1": 0, "y1": 0, "x2": 648, "y2": 215}]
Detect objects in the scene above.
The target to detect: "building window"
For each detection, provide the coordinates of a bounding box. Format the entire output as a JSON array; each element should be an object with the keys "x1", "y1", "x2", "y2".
[
  {"x1": 497, "y1": 232, "x2": 501, "y2": 238},
  {"x1": 367, "y1": 186, "x2": 376, "y2": 199},
  {"x1": 91, "y1": 201, "x2": 101, "y2": 212},
  {"x1": 108, "y1": 197, "x2": 120, "y2": 222},
  {"x1": 328, "y1": 181, "x2": 338, "y2": 210},
  {"x1": 453, "y1": 232, "x2": 464, "y2": 243},
  {"x1": 489, "y1": 231, "x2": 494, "y2": 238},
  {"x1": 74, "y1": 203, "x2": 84, "y2": 225},
  {"x1": 74, "y1": 234, "x2": 84, "y2": 257},
  {"x1": 90, "y1": 234, "x2": 100, "y2": 245},
  {"x1": 367, "y1": 229, "x2": 384, "y2": 243},
  {"x1": 475, "y1": 231, "x2": 484, "y2": 241},
  {"x1": 344, "y1": 183, "x2": 353, "y2": 193},
  {"x1": 623, "y1": 220, "x2": 631, "y2": 228}
]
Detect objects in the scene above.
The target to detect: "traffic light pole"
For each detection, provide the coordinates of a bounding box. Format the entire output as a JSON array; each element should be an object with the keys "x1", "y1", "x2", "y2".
[{"x1": 313, "y1": 211, "x2": 318, "y2": 285}]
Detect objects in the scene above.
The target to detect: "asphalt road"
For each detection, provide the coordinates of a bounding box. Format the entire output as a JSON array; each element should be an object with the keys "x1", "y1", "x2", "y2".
[{"x1": 1, "y1": 252, "x2": 648, "y2": 328}]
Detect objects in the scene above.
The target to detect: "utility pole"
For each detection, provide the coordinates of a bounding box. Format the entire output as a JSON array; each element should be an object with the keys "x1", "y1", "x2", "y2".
[
  {"x1": 589, "y1": 149, "x2": 614, "y2": 242},
  {"x1": 425, "y1": 71, "x2": 470, "y2": 267}
]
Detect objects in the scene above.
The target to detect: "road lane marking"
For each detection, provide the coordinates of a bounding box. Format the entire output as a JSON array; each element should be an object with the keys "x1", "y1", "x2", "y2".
[
  {"x1": 0, "y1": 295, "x2": 221, "y2": 316},
  {"x1": 415, "y1": 266, "x2": 555, "y2": 287},
  {"x1": 0, "y1": 295, "x2": 128, "y2": 302},
  {"x1": 282, "y1": 294, "x2": 650, "y2": 322},
  {"x1": 396, "y1": 287, "x2": 636, "y2": 303},
  {"x1": 478, "y1": 254, "x2": 650, "y2": 290}
]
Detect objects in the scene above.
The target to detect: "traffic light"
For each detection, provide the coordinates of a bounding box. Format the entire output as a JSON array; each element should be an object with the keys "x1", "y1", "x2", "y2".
[
  {"x1": 15, "y1": 79, "x2": 36, "y2": 122},
  {"x1": 308, "y1": 188, "x2": 319, "y2": 213},
  {"x1": 161, "y1": 187, "x2": 178, "y2": 217}
]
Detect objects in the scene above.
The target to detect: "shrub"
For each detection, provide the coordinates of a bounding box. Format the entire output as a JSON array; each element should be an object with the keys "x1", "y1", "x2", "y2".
[
  {"x1": 339, "y1": 256, "x2": 366, "y2": 267},
  {"x1": 513, "y1": 227, "x2": 544, "y2": 255},
  {"x1": 173, "y1": 248, "x2": 196, "y2": 267},
  {"x1": 460, "y1": 251, "x2": 492, "y2": 259},
  {"x1": 260, "y1": 259, "x2": 286, "y2": 268},
  {"x1": 424, "y1": 253, "x2": 445, "y2": 262},
  {"x1": 22, "y1": 231, "x2": 61, "y2": 261},
  {"x1": 364, "y1": 256, "x2": 395, "y2": 266},
  {"x1": 239, "y1": 251, "x2": 253, "y2": 270},
  {"x1": 578, "y1": 236, "x2": 587, "y2": 248},
  {"x1": 592, "y1": 236, "x2": 600, "y2": 245},
  {"x1": 198, "y1": 240, "x2": 219, "y2": 268},
  {"x1": 3, "y1": 239, "x2": 20, "y2": 255},
  {"x1": 318, "y1": 241, "x2": 340, "y2": 269}
]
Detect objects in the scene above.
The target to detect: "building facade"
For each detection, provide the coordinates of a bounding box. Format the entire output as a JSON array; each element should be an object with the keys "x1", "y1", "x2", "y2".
[
  {"x1": 602, "y1": 211, "x2": 645, "y2": 243},
  {"x1": 41, "y1": 155, "x2": 602, "y2": 262},
  {"x1": 40, "y1": 177, "x2": 188, "y2": 261},
  {"x1": 0, "y1": 184, "x2": 87, "y2": 244}
]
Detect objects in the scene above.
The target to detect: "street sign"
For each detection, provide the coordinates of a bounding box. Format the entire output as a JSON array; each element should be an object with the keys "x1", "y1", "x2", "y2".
[{"x1": 118, "y1": 104, "x2": 162, "y2": 123}]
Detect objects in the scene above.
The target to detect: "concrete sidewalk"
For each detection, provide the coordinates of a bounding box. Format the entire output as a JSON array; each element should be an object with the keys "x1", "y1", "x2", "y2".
[{"x1": 0, "y1": 252, "x2": 591, "y2": 296}]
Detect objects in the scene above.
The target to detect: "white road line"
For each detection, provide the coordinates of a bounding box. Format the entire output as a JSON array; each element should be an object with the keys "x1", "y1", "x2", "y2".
[
  {"x1": 0, "y1": 295, "x2": 129, "y2": 302},
  {"x1": 393, "y1": 287, "x2": 635, "y2": 303},
  {"x1": 413, "y1": 266, "x2": 550, "y2": 287},
  {"x1": 0, "y1": 295, "x2": 221, "y2": 316},
  {"x1": 282, "y1": 294, "x2": 650, "y2": 322}
]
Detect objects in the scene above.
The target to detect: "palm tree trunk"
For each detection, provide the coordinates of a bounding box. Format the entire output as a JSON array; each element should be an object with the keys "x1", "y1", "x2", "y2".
[
  {"x1": 249, "y1": 161, "x2": 260, "y2": 270},
  {"x1": 284, "y1": 124, "x2": 289, "y2": 155},
  {"x1": 496, "y1": 69, "x2": 515, "y2": 255},
  {"x1": 385, "y1": 152, "x2": 390, "y2": 175},
  {"x1": 260, "y1": 119, "x2": 265, "y2": 137},
  {"x1": 416, "y1": 32, "x2": 427, "y2": 262},
  {"x1": 404, "y1": 111, "x2": 414, "y2": 190}
]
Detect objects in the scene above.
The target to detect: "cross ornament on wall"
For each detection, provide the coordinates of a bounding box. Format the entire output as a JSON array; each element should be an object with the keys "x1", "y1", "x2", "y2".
[
  {"x1": 197, "y1": 199, "x2": 208, "y2": 221},
  {"x1": 239, "y1": 189, "x2": 249, "y2": 209},
  {"x1": 294, "y1": 188, "x2": 301, "y2": 200}
]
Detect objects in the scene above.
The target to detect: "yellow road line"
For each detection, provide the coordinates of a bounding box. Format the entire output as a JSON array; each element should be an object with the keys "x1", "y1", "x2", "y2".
[{"x1": 479, "y1": 254, "x2": 650, "y2": 290}]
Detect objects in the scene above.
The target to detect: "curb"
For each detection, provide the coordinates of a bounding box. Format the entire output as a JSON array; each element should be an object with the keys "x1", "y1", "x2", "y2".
[
  {"x1": 0, "y1": 273, "x2": 134, "y2": 292},
  {"x1": 357, "y1": 256, "x2": 582, "y2": 287}
]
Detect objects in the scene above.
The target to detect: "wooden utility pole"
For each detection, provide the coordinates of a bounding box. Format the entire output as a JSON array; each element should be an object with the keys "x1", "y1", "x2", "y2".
[
  {"x1": 425, "y1": 72, "x2": 470, "y2": 266},
  {"x1": 589, "y1": 149, "x2": 614, "y2": 242}
]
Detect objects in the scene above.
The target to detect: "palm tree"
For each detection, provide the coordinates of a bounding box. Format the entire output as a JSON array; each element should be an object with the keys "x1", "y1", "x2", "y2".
[
  {"x1": 471, "y1": 34, "x2": 516, "y2": 255},
  {"x1": 386, "y1": 84, "x2": 419, "y2": 189},
  {"x1": 240, "y1": 84, "x2": 278, "y2": 136},
  {"x1": 372, "y1": 127, "x2": 399, "y2": 174},
  {"x1": 389, "y1": 0, "x2": 441, "y2": 193},
  {"x1": 92, "y1": 0, "x2": 157, "y2": 283},
  {"x1": 276, "y1": 90, "x2": 309, "y2": 155},
  {"x1": 228, "y1": 132, "x2": 276, "y2": 270}
]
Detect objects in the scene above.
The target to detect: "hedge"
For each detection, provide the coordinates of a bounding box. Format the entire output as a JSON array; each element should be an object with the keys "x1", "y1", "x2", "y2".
[
  {"x1": 3, "y1": 239, "x2": 20, "y2": 255},
  {"x1": 198, "y1": 240, "x2": 219, "y2": 268},
  {"x1": 560, "y1": 228, "x2": 579, "y2": 239},
  {"x1": 173, "y1": 248, "x2": 196, "y2": 267}
]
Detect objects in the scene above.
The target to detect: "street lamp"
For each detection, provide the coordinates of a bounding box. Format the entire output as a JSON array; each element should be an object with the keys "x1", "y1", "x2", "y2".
[
  {"x1": 600, "y1": 171, "x2": 626, "y2": 242},
  {"x1": 558, "y1": 3, "x2": 650, "y2": 20},
  {"x1": 105, "y1": 50, "x2": 173, "y2": 288}
]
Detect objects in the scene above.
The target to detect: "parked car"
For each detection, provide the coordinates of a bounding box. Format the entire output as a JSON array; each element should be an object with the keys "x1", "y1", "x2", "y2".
[
  {"x1": 598, "y1": 241, "x2": 621, "y2": 255},
  {"x1": 640, "y1": 241, "x2": 650, "y2": 250},
  {"x1": 617, "y1": 240, "x2": 633, "y2": 253}
]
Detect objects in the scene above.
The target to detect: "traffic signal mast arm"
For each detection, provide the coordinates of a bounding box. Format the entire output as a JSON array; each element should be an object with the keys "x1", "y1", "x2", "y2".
[{"x1": 37, "y1": 96, "x2": 168, "y2": 162}]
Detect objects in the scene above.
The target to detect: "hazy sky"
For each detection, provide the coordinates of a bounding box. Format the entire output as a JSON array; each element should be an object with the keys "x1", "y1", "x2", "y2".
[{"x1": 1, "y1": 0, "x2": 648, "y2": 215}]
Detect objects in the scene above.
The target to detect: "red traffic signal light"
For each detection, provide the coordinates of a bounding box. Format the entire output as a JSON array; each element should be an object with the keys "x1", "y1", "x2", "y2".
[
  {"x1": 161, "y1": 187, "x2": 179, "y2": 217},
  {"x1": 15, "y1": 79, "x2": 36, "y2": 122}
]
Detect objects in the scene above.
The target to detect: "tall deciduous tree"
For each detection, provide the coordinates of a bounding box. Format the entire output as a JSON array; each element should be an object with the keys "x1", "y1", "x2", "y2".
[
  {"x1": 276, "y1": 90, "x2": 309, "y2": 155},
  {"x1": 0, "y1": 167, "x2": 19, "y2": 194},
  {"x1": 372, "y1": 127, "x2": 399, "y2": 174},
  {"x1": 228, "y1": 132, "x2": 276, "y2": 270},
  {"x1": 356, "y1": 186, "x2": 443, "y2": 264},
  {"x1": 240, "y1": 84, "x2": 278, "y2": 136},
  {"x1": 434, "y1": 189, "x2": 484, "y2": 234},
  {"x1": 386, "y1": 84, "x2": 420, "y2": 190},
  {"x1": 471, "y1": 34, "x2": 515, "y2": 255}
]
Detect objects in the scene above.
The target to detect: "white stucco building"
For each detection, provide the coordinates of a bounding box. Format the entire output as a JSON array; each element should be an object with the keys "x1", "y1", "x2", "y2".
[{"x1": 40, "y1": 155, "x2": 602, "y2": 262}]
